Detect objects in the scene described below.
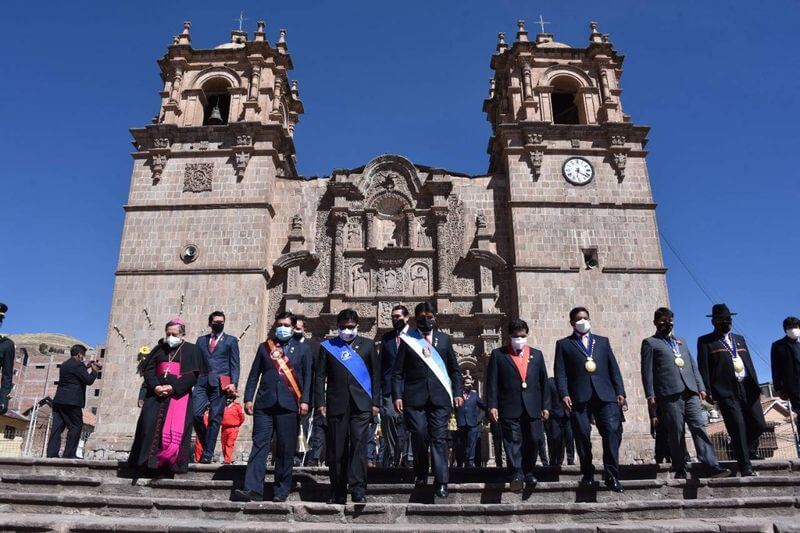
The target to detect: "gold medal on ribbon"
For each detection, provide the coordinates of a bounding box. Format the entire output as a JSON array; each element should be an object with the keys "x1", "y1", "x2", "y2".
[
  {"x1": 521, "y1": 381, "x2": 528, "y2": 389},
  {"x1": 733, "y1": 359, "x2": 744, "y2": 373},
  {"x1": 270, "y1": 349, "x2": 283, "y2": 360},
  {"x1": 674, "y1": 357, "x2": 685, "y2": 368},
  {"x1": 422, "y1": 347, "x2": 431, "y2": 357},
  {"x1": 585, "y1": 358, "x2": 597, "y2": 373}
]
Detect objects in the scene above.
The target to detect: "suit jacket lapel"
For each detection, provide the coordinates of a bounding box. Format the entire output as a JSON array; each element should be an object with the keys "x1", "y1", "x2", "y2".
[{"x1": 525, "y1": 349, "x2": 537, "y2": 382}]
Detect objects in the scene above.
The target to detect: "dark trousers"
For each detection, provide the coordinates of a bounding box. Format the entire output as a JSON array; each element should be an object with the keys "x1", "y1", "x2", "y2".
[
  {"x1": 306, "y1": 414, "x2": 326, "y2": 463},
  {"x1": 546, "y1": 415, "x2": 575, "y2": 466},
  {"x1": 455, "y1": 425, "x2": 479, "y2": 466},
  {"x1": 46, "y1": 404, "x2": 83, "y2": 458},
  {"x1": 717, "y1": 381, "x2": 767, "y2": 468},
  {"x1": 193, "y1": 377, "x2": 226, "y2": 460},
  {"x1": 571, "y1": 394, "x2": 622, "y2": 480},
  {"x1": 243, "y1": 406, "x2": 297, "y2": 498},
  {"x1": 660, "y1": 390, "x2": 719, "y2": 470},
  {"x1": 326, "y1": 400, "x2": 372, "y2": 498},
  {"x1": 380, "y1": 394, "x2": 402, "y2": 466},
  {"x1": 501, "y1": 412, "x2": 543, "y2": 478},
  {"x1": 490, "y1": 421, "x2": 504, "y2": 467},
  {"x1": 405, "y1": 402, "x2": 451, "y2": 484}
]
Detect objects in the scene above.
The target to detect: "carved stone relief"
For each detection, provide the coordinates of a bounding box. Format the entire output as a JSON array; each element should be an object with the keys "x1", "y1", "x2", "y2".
[
  {"x1": 347, "y1": 217, "x2": 363, "y2": 249},
  {"x1": 351, "y1": 263, "x2": 370, "y2": 296},
  {"x1": 183, "y1": 163, "x2": 214, "y2": 193},
  {"x1": 410, "y1": 262, "x2": 430, "y2": 295}
]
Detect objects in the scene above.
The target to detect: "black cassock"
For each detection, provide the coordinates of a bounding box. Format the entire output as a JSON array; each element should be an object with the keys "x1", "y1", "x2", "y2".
[{"x1": 128, "y1": 340, "x2": 205, "y2": 473}]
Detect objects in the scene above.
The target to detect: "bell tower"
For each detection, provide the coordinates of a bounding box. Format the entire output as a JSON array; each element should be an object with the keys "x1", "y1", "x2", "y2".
[
  {"x1": 89, "y1": 20, "x2": 303, "y2": 455},
  {"x1": 484, "y1": 21, "x2": 669, "y2": 461}
]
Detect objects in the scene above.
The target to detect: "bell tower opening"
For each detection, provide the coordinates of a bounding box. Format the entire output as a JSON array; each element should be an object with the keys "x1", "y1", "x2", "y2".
[
  {"x1": 551, "y1": 76, "x2": 583, "y2": 125},
  {"x1": 202, "y1": 78, "x2": 232, "y2": 125}
]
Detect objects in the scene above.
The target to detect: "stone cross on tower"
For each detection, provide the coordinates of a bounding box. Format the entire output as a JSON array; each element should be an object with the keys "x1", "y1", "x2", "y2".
[
  {"x1": 234, "y1": 11, "x2": 247, "y2": 31},
  {"x1": 535, "y1": 15, "x2": 550, "y2": 34}
]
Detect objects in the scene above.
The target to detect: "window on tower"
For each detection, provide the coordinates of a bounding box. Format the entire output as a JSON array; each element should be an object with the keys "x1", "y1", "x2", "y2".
[
  {"x1": 202, "y1": 78, "x2": 232, "y2": 126},
  {"x1": 551, "y1": 76, "x2": 583, "y2": 125}
]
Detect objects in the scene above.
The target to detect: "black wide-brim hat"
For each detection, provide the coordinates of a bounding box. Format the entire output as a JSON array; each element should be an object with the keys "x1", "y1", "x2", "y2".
[{"x1": 707, "y1": 303, "x2": 737, "y2": 318}]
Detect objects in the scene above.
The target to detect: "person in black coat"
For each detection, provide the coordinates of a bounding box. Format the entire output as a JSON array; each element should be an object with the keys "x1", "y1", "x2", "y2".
[
  {"x1": 316, "y1": 309, "x2": 380, "y2": 504},
  {"x1": 554, "y1": 307, "x2": 626, "y2": 492},
  {"x1": 129, "y1": 318, "x2": 205, "y2": 474},
  {"x1": 379, "y1": 305, "x2": 411, "y2": 467},
  {"x1": 46, "y1": 344, "x2": 99, "y2": 458},
  {"x1": 486, "y1": 318, "x2": 550, "y2": 490},
  {"x1": 771, "y1": 316, "x2": 800, "y2": 415},
  {"x1": 233, "y1": 311, "x2": 312, "y2": 502},
  {"x1": 193, "y1": 311, "x2": 240, "y2": 463},
  {"x1": 293, "y1": 318, "x2": 318, "y2": 466},
  {"x1": 0, "y1": 303, "x2": 15, "y2": 415},
  {"x1": 393, "y1": 302, "x2": 464, "y2": 499},
  {"x1": 641, "y1": 307, "x2": 728, "y2": 478},
  {"x1": 545, "y1": 377, "x2": 575, "y2": 466},
  {"x1": 697, "y1": 304, "x2": 766, "y2": 476},
  {"x1": 454, "y1": 373, "x2": 485, "y2": 468}
]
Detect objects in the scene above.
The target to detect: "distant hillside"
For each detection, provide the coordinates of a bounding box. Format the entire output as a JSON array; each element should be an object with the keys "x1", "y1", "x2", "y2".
[{"x1": 6, "y1": 333, "x2": 94, "y2": 353}]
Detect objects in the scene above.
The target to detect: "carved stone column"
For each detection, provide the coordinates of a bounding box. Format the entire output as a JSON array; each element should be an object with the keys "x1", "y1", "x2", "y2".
[
  {"x1": 331, "y1": 211, "x2": 347, "y2": 293},
  {"x1": 404, "y1": 211, "x2": 415, "y2": 247},
  {"x1": 432, "y1": 209, "x2": 450, "y2": 294},
  {"x1": 365, "y1": 211, "x2": 376, "y2": 249},
  {"x1": 249, "y1": 65, "x2": 261, "y2": 101},
  {"x1": 169, "y1": 65, "x2": 184, "y2": 103},
  {"x1": 272, "y1": 79, "x2": 283, "y2": 113},
  {"x1": 522, "y1": 66, "x2": 533, "y2": 100}
]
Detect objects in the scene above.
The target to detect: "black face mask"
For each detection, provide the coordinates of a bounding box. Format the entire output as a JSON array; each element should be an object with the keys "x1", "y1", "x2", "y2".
[
  {"x1": 716, "y1": 321, "x2": 733, "y2": 334},
  {"x1": 657, "y1": 322, "x2": 674, "y2": 335},
  {"x1": 417, "y1": 318, "x2": 435, "y2": 333},
  {"x1": 210, "y1": 323, "x2": 224, "y2": 334},
  {"x1": 392, "y1": 319, "x2": 406, "y2": 332},
  {"x1": 293, "y1": 331, "x2": 304, "y2": 340}
]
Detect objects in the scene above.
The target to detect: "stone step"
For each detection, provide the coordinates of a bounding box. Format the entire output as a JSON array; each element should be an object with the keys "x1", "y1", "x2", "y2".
[
  {"x1": 3, "y1": 513, "x2": 800, "y2": 533},
  {"x1": 1, "y1": 457, "x2": 798, "y2": 483},
  {"x1": 3, "y1": 473, "x2": 799, "y2": 504},
  {"x1": 0, "y1": 490, "x2": 797, "y2": 524}
]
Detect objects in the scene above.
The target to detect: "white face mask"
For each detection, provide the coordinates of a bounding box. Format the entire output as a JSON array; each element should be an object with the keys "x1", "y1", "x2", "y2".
[
  {"x1": 574, "y1": 319, "x2": 591, "y2": 334},
  {"x1": 787, "y1": 328, "x2": 800, "y2": 340},
  {"x1": 275, "y1": 326, "x2": 293, "y2": 341},
  {"x1": 338, "y1": 327, "x2": 357, "y2": 342},
  {"x1": 165, "y1": 335, "x2": 182, "y2": 348},
  {"x1": 510, "y1": 337, "x2": 528, "y2": 352}
]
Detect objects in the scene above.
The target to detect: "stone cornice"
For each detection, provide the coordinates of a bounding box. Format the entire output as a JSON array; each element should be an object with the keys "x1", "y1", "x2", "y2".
[
  {"x1": 507, "y1": 201, "x2": 656, "y2": 210},
  {"x1": 116, "y1": 268, "x2": 270, "y2": 281},
  {"x1": 124, "y1": 202, "x2": 275, "y2": 216}
]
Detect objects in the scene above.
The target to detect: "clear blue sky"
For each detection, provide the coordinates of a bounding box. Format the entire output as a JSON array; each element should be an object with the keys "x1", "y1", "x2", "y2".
[{"x1": 1, "y1": 1, "x2": 797, "y2": 381}]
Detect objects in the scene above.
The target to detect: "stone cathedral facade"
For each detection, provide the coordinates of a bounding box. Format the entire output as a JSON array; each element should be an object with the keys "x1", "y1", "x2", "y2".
[{"x1": 89, "y1": 20, "x2": 669, "y2": 461}]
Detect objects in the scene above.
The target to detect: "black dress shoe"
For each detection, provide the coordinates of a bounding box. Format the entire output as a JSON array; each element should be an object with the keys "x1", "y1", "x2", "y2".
[
  {"x1": 524, "y1": 473, "x2": 538, "y2": 486},
  {"x1": 326, "y1": 495, "x2": 347, "y2": 505},
  {"x1": 708, "y1": 466, "x2": 731, "y2": 478},
  {"x1": 306, "y1": 459, "x2": 320, "y2": 467},
  {"x1": 749, "y1": 452, "x2": 764, "y2": 461},
  {"x1": 199, "y1": 457, "x2": 213, "y2": 465},
  {"x1": 434, "y1": 483, "x2": 449, "y2": 498},
  {"x1": 232, "y1": 489, "x2": 261, "y2": 502},
  {"x1": 351, "y1": 493, "x2": 366, "y2": 504},
  {"x1": 673, "y1": 470, "x2": 687, "y2": 480},
  {"x1": 272, "y1": 494, "x2": 288, "y2": 503},
  {"x1": 466, "y1": 461, "x2": 476, "y2": 468},
  {"x1": 604, "y1": 477, "x2": 624, "y2": 493},
  {"x1": 740, "y1": 466, "x2": 756, "y2": 477},
  {"x1": 414, "y1": 477, "x2": 428, "y2": 487},
  {"x1": 509, "y1": 475, "x2": 524, "y2": 492},
  {"x1": 579, "y1": 474, "x2": 597, "y2": 486}
]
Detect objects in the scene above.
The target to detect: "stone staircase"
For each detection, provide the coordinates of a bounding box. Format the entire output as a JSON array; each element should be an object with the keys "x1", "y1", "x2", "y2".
[{"x1": 1, "y1": 458, "x2": 800, "y2": 532}]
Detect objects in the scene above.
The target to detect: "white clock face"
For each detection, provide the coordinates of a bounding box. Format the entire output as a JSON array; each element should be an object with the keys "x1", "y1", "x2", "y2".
[{"x1": 563, "y1": 157, "x2": 594, "y2": 185}]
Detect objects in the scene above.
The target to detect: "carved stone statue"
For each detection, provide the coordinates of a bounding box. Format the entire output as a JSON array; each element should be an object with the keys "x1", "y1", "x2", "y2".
[
  {"x1": 417, "y1": 217, "x2": 432, "y2": 248},
  {"x1": 351, "y1": 264, "x2": 369, "y2": 296},
  {"x1": 347, "y1": 218, "x2": 363, "y2": 249},
  {"x1": 410, "y1": 263, "x2": 430, "y2": 295}
]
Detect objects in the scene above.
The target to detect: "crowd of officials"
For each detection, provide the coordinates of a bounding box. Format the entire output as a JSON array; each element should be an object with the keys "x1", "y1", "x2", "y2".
[{"x1": 1, "y1": 300, "x2": 799, "y2": 505}]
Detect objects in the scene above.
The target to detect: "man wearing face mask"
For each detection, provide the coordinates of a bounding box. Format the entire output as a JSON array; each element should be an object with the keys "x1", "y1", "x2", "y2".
[
  {"x1": 554, "y1": 307, "x2": 626, "y2": 492},
  {"x1": 0, "y1": 303, "x2": 15, "y2": 416},
  {"x1": 698, "y1": 304, "x2": 766, "y2": 477},
  {"x1": 379, "y1": 305, "x2": 410, "y2": 467},
  {"x1": 771, "y1": 317, "x2": 800, "y2": 426},
  {"x1": 193, "y1": 311, "x2": 240, "y2": 464},
  {"x1": 486, "y1": 319, "x2": 550, "y2": 490},
  {"x1": 316, "y1": 309, "x2": 380, "y2": 504},
  {"x1": 234, "y1": 311, "x2": 312, "y2": 502},
  {"x1": 393, "y1": 302, "x2": 464, "y2": 499},
  {"x1": 641, "y1": 308, "x2": 729, "y2": 479},
  {"x1": 454, "y1": 374, "x2": 485, "y2": 468}
]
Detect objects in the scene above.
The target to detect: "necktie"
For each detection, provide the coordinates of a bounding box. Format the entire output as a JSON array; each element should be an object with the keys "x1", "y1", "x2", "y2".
[
  {"x1": 210, "y1": 335, "x2": 218, "y2": 353},
  {"x1": 396, "y1": 335, "x2": 401, "y2": 348}
]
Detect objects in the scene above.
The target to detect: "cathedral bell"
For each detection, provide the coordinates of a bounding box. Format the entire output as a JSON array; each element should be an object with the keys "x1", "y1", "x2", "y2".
[{"x1": 207, "y1": 102, "x2": 224, "y2": 125}]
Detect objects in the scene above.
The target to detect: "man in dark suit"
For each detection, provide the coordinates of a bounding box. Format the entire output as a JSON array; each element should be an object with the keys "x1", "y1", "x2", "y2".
[
  {"x1": 698, "y1": 304, "x2": 766, "y2": 477},
  {"x1": 641, "y1": 307, "x2": 729, "y2": 478},
  {"x1": 233, "y1": 311, "x2": 311, "y2": 502},
  {"x1": 486, "y1": 318, "x2": 550, "y2": 490},
  {"x1": 0, "y1": 303, "x2": 15, "y2": 415},
  {"x1": 554, "y1": 307, "x2": 626, "y2": 492},
  {"x1": 379, "y1": 304, "x2": 410, "y2": 467},
  {"x1": 771, "y1": 316, "x2": 800, "y2": 420},
  {"x1": 393, "y1": 302, "x2": 464, "y2": 498},
  {"x1": 454, "y1": 373, "x2": 485, "y2": 468},
  {"x1": 293, "y1": 318, "x2": 318, "y2": 466},
  {"x1": 545, "y1": 377, "x2": 575, "y2": 466},
  {"x1": 194, "y1": 311, "x2": 240, "y2": 463},
  {"x1": 316, "y1": 309, "x2": 380, "y2": 504},
  {"x1": 47, "y1": 344, "x2": 100, "y2": 458}
]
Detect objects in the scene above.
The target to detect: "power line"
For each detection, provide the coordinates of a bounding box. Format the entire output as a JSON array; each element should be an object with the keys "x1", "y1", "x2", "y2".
[{"x1": 659, "y1": 230, "x2": 769, "y2": 366}]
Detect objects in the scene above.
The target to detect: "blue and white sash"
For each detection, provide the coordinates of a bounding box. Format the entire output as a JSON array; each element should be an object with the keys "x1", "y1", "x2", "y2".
[
  {"x1": 400, "y1": 329, "x2": 453, "y2": 403},
  {"x1": 322, "y1": 338, "x2": 372, "y2": 398}
]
